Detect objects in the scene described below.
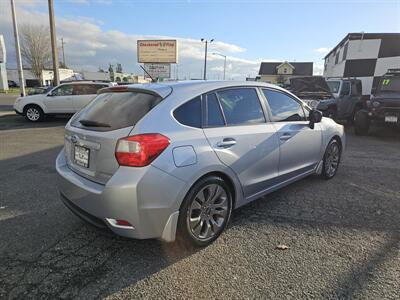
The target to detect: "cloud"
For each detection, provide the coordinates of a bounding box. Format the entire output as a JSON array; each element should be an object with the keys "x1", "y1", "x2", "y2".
[
  {"x1": 314, "y1": 47, "x2": 331, "y2": 55},
  {"x1": 0, "y1": 4, "x2": 275, "y2": 80}
]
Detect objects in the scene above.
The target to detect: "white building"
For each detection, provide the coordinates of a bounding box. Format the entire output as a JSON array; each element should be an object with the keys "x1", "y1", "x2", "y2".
[
  {"x1": 324, "y1": 33, "x2": 400, "y2": 96},
  {"x1": 7, "y1": 68, "x2": 75, "y2": 87}
]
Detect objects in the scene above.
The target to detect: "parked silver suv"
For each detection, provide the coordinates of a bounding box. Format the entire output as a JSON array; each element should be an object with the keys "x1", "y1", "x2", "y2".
[{"x1": 56, "y1": 81, "x2": 345, "y2": 247}]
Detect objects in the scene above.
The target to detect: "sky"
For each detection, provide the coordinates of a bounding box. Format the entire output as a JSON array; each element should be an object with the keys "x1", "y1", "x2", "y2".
[{"x1": 1, "y1": 0, "x2": 399, "y2": 80}]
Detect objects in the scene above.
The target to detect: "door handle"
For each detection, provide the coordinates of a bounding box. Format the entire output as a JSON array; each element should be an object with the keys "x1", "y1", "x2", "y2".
[
  {"x1": 216, "y1": 138, "x2": 237, "y2": 148},
  {"x1": 279, "y1": 133, "x2": 292, "y2": 141}
]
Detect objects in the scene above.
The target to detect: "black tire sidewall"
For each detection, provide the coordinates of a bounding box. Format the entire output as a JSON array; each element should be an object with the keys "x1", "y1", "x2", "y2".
[
  {"x1": 24, "y1": 105, "x2": 44, "y2": 122},
  {"x1": 322, "y1": 139, "x2": 341, "y2": 180},
  {"x1": 176, "y1": 176, "x2": 233, "y2": 247}
]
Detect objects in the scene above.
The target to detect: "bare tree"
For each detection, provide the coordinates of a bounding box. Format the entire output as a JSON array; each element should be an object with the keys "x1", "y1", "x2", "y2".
[{"x1": 20, "y1": 24, "x2": 52, "y2": 82}]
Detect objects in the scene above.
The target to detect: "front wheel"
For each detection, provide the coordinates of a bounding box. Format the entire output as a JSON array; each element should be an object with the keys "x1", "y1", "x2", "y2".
[
  {"x1": 24, "y1": 105, "x2": 45, "y2": 122},
  {"x1": 321, "y1": 139, "x2": 341, "y2": 179},
  {"x1": 176, "y1": 176, "x2": 233, "y2": 248}
]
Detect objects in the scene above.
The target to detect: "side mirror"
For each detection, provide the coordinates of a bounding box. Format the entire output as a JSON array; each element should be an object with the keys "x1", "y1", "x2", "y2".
[{"x1": 309, "y1": 109, "x2": 323, "y2": 129}]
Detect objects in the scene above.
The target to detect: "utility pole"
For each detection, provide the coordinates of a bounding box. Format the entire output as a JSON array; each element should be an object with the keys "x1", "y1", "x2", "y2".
[
  {"x1": 10, "y1": 0, "x2": 25, "y2": 96},
  {"x1": 61, "y1": 37, "x2": 66, "y2": 67},
  {"x1": 48, "y1": 0, "x2": 59, "y2": 86},
  {"x1": 201, "y1": 38, "x2": 213, "y2": 80}
]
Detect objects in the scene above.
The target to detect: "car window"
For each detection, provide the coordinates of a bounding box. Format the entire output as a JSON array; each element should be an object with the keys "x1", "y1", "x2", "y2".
[
  {"x1": 327, "y1": 81, "x2": 340, "y2": 94},
  {"x1": 216, "y1": 88, "x2": 265, "y2": 126},
  {"x1": 51, "y1": 85, "x2": 73, "y2": 96},
  {"x1": 206, "y1": 93, "x2": 225, "y2": 127},
  {"x1": 262, "y1": 89, "x2": 306, "y2": 122},
  {"x1": 341, "y1": 82, "x2": 350, "y2": 96},
  {"x1": 173, "y1": 96, "x2": 202, "y2": 128},
  {"x1": 71, "y1": 92, "x2": 162, "y2": 131},
  {"x1": 73, "y1": 84, "x2": 104, "y2": 95}
]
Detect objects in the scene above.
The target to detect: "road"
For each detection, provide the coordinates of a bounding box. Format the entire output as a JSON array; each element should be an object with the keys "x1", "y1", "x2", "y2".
[{"x1": 0, "y1": 94, "x2": 399, "y2": 299}]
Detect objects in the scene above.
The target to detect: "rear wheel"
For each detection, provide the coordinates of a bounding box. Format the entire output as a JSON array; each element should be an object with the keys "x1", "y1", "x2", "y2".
[
  {"x1": 24, "y1": 105, "x2": 45, "y2": 122},
  {"x1": 354, "y1": 110, "x2": 370, "y2": 135},
  {"x1": 176, "y1": 176, "x2": 233, "y2": 248},
  {"x1": 321, "y1": 139, "x2": 341, "y2": 179}
]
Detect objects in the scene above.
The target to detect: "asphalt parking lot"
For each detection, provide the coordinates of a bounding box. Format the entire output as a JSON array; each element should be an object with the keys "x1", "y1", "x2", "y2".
[{"x1": 0, "y1": 94, "x2": 399, "y2": 299}]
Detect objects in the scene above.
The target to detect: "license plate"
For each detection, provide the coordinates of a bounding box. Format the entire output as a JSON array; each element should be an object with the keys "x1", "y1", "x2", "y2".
[
  {"x1": 74, "y1": 145, "x2": 90, "y2": 168},
  {"x1": 385, "y1": 116, "x2": 398, "y2": 123}
]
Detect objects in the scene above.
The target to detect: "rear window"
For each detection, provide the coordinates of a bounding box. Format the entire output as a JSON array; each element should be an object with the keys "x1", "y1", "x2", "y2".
[
  {"x1": 173, "y1": 96, "x2": 202, "y2": 128},
  {"x1": 71, "y1": 92, "x2": 162, "y2": 131}
]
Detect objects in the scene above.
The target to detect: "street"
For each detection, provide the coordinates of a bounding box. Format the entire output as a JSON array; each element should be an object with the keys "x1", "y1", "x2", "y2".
[{"x1": 0, "y1": 95, "x2": 399, "y2": 299}]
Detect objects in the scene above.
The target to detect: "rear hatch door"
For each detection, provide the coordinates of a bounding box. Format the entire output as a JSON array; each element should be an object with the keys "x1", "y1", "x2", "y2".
[{"x1": 64, "y1": 87, "x2": 169, "y2": 184}]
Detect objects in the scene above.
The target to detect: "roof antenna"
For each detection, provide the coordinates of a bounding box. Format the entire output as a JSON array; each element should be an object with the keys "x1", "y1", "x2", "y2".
[{"x1": 139, "y1": 65, "x2": 157, "y2": 83}]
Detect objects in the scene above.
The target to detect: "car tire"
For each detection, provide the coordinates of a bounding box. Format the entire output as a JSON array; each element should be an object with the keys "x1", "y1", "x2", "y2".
[
  {"x1": 354, "y1": 110, "x2": 370, "y2": 135},
  {"x1": 176, "y1": 176, "x2": 233, "y2": 248},
  {"x1": 321, "y1": 139, "x2": 341, "y2": 180},
  {"x1": 24, "y1": 105, "x2": 45, "y2": 122}
]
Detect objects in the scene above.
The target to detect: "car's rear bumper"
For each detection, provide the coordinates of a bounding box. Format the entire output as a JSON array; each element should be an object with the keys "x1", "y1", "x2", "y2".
[{"x1": 56, "y1": 149, "x2": 186, "y2": 241}]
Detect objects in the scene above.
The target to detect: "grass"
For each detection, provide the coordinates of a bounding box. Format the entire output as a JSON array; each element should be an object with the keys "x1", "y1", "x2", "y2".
[{"x1": 0, "y1": 88, "x2": 36, "y2": 95}]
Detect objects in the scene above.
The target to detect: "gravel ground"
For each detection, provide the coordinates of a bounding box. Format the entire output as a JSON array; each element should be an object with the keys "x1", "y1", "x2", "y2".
[{"x1": 0, "y1": 95, "x2": 399, "y2": 299}]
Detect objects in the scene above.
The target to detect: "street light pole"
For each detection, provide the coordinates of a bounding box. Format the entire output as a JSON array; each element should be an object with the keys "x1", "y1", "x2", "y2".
[
  {"x1": 48, "y1": 0, "x2": 60, "y2": 86},
  {"x1": 10, "y1": 0, "x2": 25, "y2": 97},
  {"x1": 212, "y1": 52, "x2": 227, "y2": 80},
  {"x1": 201, "y1": 38, "x2": 213, "y2": 80},
  {"x1": 61, "y1": 37, "x2": 66, "y2": 67}
]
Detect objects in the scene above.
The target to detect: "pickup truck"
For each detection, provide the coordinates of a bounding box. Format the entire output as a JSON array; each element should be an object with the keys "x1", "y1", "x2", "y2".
[{"x1": 289, "y1": 76, "x2": 363, "y2": 122}]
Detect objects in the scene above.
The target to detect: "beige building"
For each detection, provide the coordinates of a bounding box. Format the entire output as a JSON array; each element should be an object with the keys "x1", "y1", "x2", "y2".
[{"x1": 258, "y1": 61, "x2": 313, "y2": 85}]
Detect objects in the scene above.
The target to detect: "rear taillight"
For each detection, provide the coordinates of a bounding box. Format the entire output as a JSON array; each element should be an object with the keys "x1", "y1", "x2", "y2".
[{"x1": 115, "y1": 133, "x2": 170, "y2": 167}]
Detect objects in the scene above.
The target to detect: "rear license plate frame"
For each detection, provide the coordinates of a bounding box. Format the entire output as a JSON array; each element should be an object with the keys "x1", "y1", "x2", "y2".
[{"x1": 74, "y1": 145, "x2": 90, "y2": 168}]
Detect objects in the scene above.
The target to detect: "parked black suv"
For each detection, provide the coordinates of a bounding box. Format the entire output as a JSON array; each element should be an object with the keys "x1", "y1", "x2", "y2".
[{"x1": 354, "y1": 69, "x2": 400, "y2": 135}]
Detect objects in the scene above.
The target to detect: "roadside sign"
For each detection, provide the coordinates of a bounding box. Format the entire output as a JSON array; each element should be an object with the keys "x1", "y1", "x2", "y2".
[
  {"x1": 144, "y1": 63, "x2": 171, "y2": 79},
  {"x1": 137, "y1": 40, "x2": 178, "y2": 63}
]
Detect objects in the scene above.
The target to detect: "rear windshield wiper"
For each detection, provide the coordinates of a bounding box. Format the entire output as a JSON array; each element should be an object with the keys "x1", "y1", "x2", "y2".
[{"x1": 79, "y1": 119, "x2": 111, "y2": 127}]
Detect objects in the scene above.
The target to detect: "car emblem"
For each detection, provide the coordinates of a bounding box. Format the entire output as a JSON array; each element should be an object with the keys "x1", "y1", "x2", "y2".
[{"x1": 71, "y1": 135, "x2": 79, "y2": 144}]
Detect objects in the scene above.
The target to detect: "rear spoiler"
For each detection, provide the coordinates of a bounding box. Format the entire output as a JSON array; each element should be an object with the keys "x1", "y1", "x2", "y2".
[{"x1": 97, "y1": 85, "x2": 173, "y2": 99}]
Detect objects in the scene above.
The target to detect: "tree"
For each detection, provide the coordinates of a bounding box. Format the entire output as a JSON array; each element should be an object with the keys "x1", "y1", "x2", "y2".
[
  {"x1": 108, "y1": 64, "x2": 114, "y2": 81},
  {"x1": 59, "y1": 61, "x2": 67, "y2": 69},
  {"x1": 20, "y1": 24, "x2": 51, "y2": 81}
]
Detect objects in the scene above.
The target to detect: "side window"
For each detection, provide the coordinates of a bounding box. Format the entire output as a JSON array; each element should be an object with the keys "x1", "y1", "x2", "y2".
[
  {"x1": 73, "y1": 84, "x2": 101, "y2": 95},
  {"x1": 173, "y1": 96, "x2": 202, "y2": 128},
  {"x1": 206, "y1": 93, "x2": 224, "y2": 127},
  {"x1": 341, "y1": 82, "x2": 350, "y2": 96},
  {"x1": 262, "y1": 89, "x2": 306, "y2": 122},
  {"x1": 216, "y1": 88, "x2": 265, "y2": 126},
  {"x1": 51, "y1": 85, "x2": 73, "y2": 96}
]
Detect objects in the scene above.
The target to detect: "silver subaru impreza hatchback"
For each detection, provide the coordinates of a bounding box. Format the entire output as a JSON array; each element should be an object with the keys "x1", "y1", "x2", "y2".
[{"x1": 56, "y1": 81, "x2": 345, "y2": 247}]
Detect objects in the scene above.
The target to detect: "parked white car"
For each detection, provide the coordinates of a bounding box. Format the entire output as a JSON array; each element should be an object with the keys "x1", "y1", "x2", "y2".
[{"x1": 14, "y1": 81, "x2": 116, "y2": 122}]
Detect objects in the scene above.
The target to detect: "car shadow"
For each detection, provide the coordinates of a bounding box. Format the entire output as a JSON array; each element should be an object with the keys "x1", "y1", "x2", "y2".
[{"x1": 0, "y1": 114, "x2": 70, "y2": 131}]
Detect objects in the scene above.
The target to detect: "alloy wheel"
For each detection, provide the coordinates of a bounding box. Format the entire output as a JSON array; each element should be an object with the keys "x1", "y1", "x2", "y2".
[
  {"x1": 187, "y1": 183, "x2": 229, "y2": 241},
  {"x1": 325, "y1": 142, "x2": 340, "y2": 177},
  {"x1": 26, "y1": 107, "x2": 40, "y2": 121}
]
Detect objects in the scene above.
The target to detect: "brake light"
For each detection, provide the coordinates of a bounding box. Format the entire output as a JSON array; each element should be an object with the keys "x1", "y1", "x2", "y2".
[{"x1": 115, "y1": 133, "x2": 170, "y2": 167}]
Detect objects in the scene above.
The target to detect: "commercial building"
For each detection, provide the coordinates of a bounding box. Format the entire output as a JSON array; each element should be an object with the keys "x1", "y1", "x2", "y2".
[
  {"x1": 258, "y1": 61, "x2": 313, "y2": 85},
  {"x1": 323, "y1": 33, "x2": 400, "y2": 96},
  {"x1": 7, "y1": 68, "x2": 75, "y2": 87}
]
